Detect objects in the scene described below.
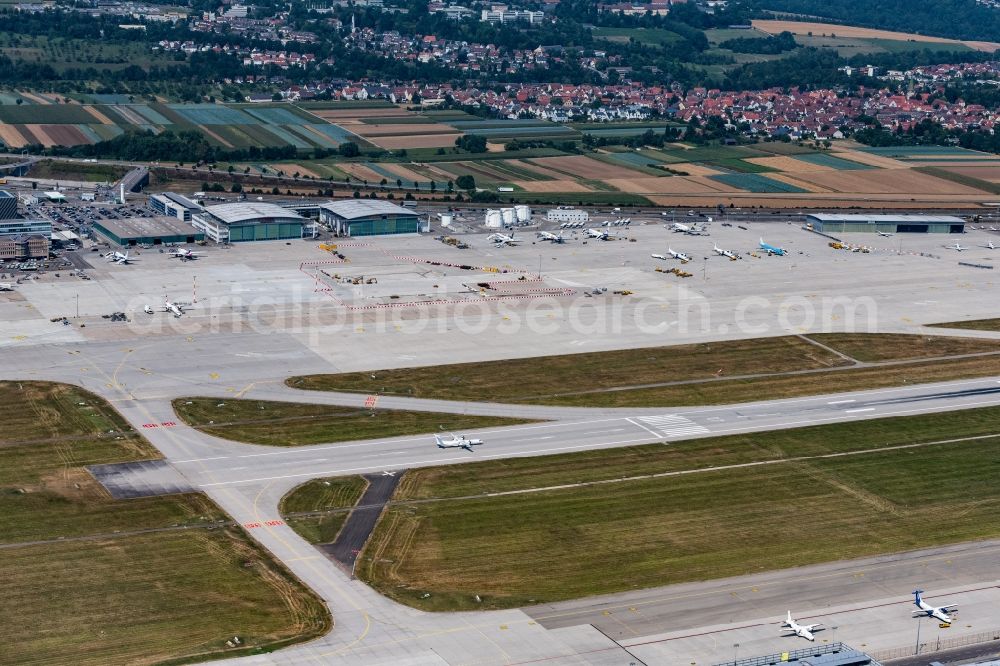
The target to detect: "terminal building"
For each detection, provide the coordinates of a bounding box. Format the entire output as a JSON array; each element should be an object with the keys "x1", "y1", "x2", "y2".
[
  {"x1": 0, "y1": 190, "x2": 17, "y2": 219},
  {"x1": 546, "y1": 207, "x2": 589, "y2": 223},
  {"x1": 149, "y1": 193, "x2": 202, "y2": 222},
  {"x1": 192, "y1": 202, "x2": 312, "y2": 243},
  {"x1": 319, "y1": 200, "x2": 423, "y2": 237},
  {"x1": 93, "y1": 216, "x2": 204, "y2": 246},
  {"x1": 0, "y1": 234, "x2": 48, "y2": 259},
  {"x1": 806, "y1": 213, "x2": 965, "y2": 234}
]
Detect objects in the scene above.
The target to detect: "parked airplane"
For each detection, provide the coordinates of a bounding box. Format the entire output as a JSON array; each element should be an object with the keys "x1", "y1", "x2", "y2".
[
  {"x1": 487, "y1": 233, "x2": 520, "y2": 247},
  {"x1": 587, "y1": 229, "x2": 611, "y2": 240},
  {"x1": 144, "y1": 299, "x2": 189, "y2": 318},
  {"x1": 945, "y1": 242, "x2": 968, "y2": 251},
  {"x1": 877, "y1": 230, "x2": 894, "y2": 237},
  {"x1": 983, "y1": 241, "x2": 997, "y2": 250},
  {"x1": 537, "y1": 231, "x2": 566, "y2": 244},
  {"x1": 105, "y1": 250, "x2": 136, "y2": 265},
  {"x1": 668, "y1": 247, "x2": 692, "y2": 262},
  {"x1": 912, "y1": 590, "x2": 956, "y2": 624},
  {"x1": 780, "y1": 612, "x2": 822, "y2": 641},
  {"x1": 434, "y1": 433, "x2": 484, "y2": 451},
  {"x1": 713, "y1": 244, "x2": 739, "y2": 260},
  {"x1": 169, "y1": 248, "x2": 204, "y2": 260},
  {"x1": 0, "y1": 283, "x2": 14, "y2": 291},
  {"x1": 669, "y1": 222, "x2": 692, "y2": 233},
  {"x1": 759, "y1": 238, "x2": 786, "y2": 256}
]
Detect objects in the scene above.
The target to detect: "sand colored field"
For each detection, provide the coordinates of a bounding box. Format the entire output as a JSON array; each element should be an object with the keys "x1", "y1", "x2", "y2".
[
  {"x1": 0, "y1": 124, "x2": 27, "y2": 148},
  {"x1": 789, "y1": 168, "x2": 989, "y2": 195},
  {"x1": 311, "y1": 107, "x2": 409, "y2": 120},
  {"x1": 764, "y1": 172, "x2": 835, "y2": 193},
  {"x1": 340, "y1": 163, "x2": 390, "y2": 183},
  {"x1": 376, "y1": 163, "x2": 436, "y2": 183},
  {"x1": 829, "y1": 150, "x2": 910, "y2": 170},
  {"x1": 18, "y1": 92, "x2": 50, "y2": 105},
  {"x1": 908, "y1": 160, "x2": 1000, "y2": 168},
  {"x1": 487, "y1": 142, "x2": 506, "y2": 153},
  {"x1": 350, "y1": 123, "x2": 456, "y2": 136},
  {"x1": 82, "y1": 106, "x2": 115, "y2": 125},
  {"x1": 942, "y1": 166, "x2": 1000, "y2": 183},
  {"x1": 512, "y1": 179, "x2": 594, "y2": 192},
  {"x1": 606, "y1": 176, "x2": 726, "y2": 194},
  {"x1": 668, "y1": 162, "x2": 724, "y2": 177},
  {"x1": 38, "y1": 124, "x2": 90, "y2": 146},
  {"x1": 647, "y1": 194, "x2": 986, "y2": 209},
  {"x1": 745, "y1": 156, "x2": 833, "y2": 172},
  {"x1": 296, "y1": 124, "x2": 340, "y2": 148},
  {"x1": 752, "y1": 20, "x2": 1000, "y2": 52},
  {"x1": 369, "y1": 134, "x2": 462, "y2": 149},
  {"x1": 111, "y1": 105, "x2": 146, "y2": 125},
  {"x1": 270, "y1": 163, "x2": 321, "y2": 178},
  {"x1": 24, "y1": 124, "x2": 56, "y2": 146},
  {"x1": 529, "y1": 155, "x2": 644, "y2": 180},
  {"x1": 197, "y1": 125, "x2": 234, "y2": 149}
]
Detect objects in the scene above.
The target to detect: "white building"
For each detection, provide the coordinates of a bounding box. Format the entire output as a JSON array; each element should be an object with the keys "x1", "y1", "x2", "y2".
[{"x1": 546, "y1": 208, "x2": 589, "y2": 223}]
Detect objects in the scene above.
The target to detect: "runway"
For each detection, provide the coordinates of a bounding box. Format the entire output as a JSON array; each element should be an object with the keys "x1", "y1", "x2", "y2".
[{"x1": 7, "y1": 330, "x2": 1000, "y2": 665}]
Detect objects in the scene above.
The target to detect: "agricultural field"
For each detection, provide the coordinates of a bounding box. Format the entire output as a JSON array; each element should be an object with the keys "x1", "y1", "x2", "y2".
[
  {"x1": 752, "y1": 20, "x2": 1000, "y2": 52},
  {"x1": 357, "y1": 406, "x2": 1000, "y2": 610},
  {"x1": 0, "y1": 382, "x2": 328, "y2": 665},
  {"x1": 592, "y1": 26, "x2": 686, "y2": 46}
]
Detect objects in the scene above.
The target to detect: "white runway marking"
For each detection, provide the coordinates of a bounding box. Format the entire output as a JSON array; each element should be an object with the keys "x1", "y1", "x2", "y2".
[
  {"x1": 845, "y1": 407, "x2": 876, "y2": 414},
  {"x1": 634, "y1": 414, "x2": 710, "y2": 438}
]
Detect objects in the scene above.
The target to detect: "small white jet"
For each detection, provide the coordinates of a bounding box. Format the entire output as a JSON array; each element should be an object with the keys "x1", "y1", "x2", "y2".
[
  {"x1": 434, "y1": 433, "x2": 484, "y2": 451},
  {"x1": 0, "y1": 283, "x2": 15, "y2": 291},
  {"x1": 982, "y1": 241, "x2": 997, "y2": 250},
  {"x1": 713, "y1": 244, "x2": 739, "y2": 260},
  {"x1": 669, "y1": 222, "x2": 692, "y2": 233},
  {"x1": 912, "y1": 589, "x2": 956, "y2": 624},
  {"x1": 877, "y1": 230, "x2": 894, "y2": 237},
  {"x1": 145, "y1": 299, "x2": 189, "y2": 318},
  {"x1": 487, "y1": 232, "x2": 520, "y2": 247},
  {"x1": 537, "y1": 231, "x2": 567, "y2": 244},
  {"x1": 667, "y1": 247, "x2": 692, "y2": 263},
  {"x1": 587, "y1": 229, "x2": 611, "y2": 240},
  {"x1": 945, "y1": 242, "x2": 968, "y2": 251},
  {"x1": 169, "y1": 247, "x2": 204, "y2": 260},
  {"x1": 780, "y1": 612, "x2": 822, "y2": 641},
  {"x1": 105, "y1": 250, "x2": 136, "y2": 265}
]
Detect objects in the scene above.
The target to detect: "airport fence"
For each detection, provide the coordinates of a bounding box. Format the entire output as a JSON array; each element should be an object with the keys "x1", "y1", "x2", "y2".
[{"x1": 869, "y1": 626, "x2": 1000, "y2": 662}]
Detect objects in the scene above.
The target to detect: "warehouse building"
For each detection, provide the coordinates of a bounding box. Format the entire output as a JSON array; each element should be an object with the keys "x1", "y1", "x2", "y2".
[
  {"x1": 319, "y1": 200, "x2": 424, "y2": 237},
  {"x1": 93, "y1": 216, "x2": 204, "y2": 246},
  {"x1": 546, "y1": 207, "x2": 589, "y2": 223},
  {"x1": 806, "y1": 213, "x2": 965, "y2": 234},
  {"x1": 192, "y1": 202, "x2": 312, "y2": 243},
  {"x1": 149, "y1": 193, "x2": 202, "y2": 222},
  {"x1": 0, "y1": 190, "x2": 17, "y2": 219}
]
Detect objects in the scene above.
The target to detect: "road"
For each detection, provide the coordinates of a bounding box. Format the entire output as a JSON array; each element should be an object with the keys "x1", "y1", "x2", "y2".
[{"x1": 6, "y1": 331, "x2": 1000, "y2": 665}]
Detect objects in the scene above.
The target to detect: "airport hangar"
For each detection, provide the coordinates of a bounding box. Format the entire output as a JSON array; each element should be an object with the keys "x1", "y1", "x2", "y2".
[
  {"x1": 92, "y1": 217, "x2": 204, "y2": 246},
  {"x1": 319, "y1": 200, "x2": 426, "y2": 237},
  {"x1": 807, "y1": 213, "x2": 966, "y2": 234},
  {"x1": 192, "y1": 202, "x2": 313, "y2": 243}
]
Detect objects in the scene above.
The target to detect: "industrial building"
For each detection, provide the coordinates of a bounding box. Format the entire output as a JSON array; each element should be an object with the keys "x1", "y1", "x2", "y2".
[
  {"x1": 149, "y1": 193, "x2": 202, "y2": 222},
  {"x1": 806, "y1": 213, "x2": 965, "y2": 234},
  {"x1": 319, "y1": 200, "x2": 423, "y2": 237},
  {"x1": 93, "y1": 216, "x2": 204, "y2": 247},
  {"x1": 0, "y1": 218, "x2": 51, "y2": 240},
  {"x1": 0, "y1": 235, "x2": 47, "y2": 259},
  {"x1": 546, "y1": 207, "x2": 589, "y2": 223},
  {"x1": 0, "y1": 190, "x2": 17, "y2": 219},
  {"x1": 193, "y1": 202, "x2": 311, "y2": 243}
]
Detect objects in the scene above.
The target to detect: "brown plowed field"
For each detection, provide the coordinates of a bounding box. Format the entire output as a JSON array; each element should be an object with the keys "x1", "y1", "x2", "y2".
[
  {"x1": 528, "y1": 155, "x2": 645, "y2": 179},
  {"x1": 792, "y1": 169, "x2": 989, "y2": 194}
]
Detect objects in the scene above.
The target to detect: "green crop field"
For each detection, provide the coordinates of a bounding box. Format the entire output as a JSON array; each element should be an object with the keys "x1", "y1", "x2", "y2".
[
  {"x1": 172, "y1": 397, "x2": 537, "y2": 446},
  {"x1": 929, "y1": 317, "x2": 1000, "y2": 332},
  {"x1": 710, "y1": 172, "x2": 808, "y2": 192},
  {"x1": 592, "y1": 27, "x2": 685, "y2": 46},
  {"x1": 358, "y1": 405, "x2": 1000, "y2": 610},
  {"x1": 0, "y1": 382, "x2": 328, "y2": 665}
]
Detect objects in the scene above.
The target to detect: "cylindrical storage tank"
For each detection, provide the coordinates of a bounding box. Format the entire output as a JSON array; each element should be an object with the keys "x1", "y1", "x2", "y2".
[
  {"x1": 514, "y1": 205, "x2": 531, "y2": 223},
  {"x1": 441, "y1": 214, "x2": 453, "y2": 227},
  {"x1": 501, "y1": 207, "x2": 516, "y2": 226},
  {"x1": 485, "y1": 209, "x2": 503, "y2": 228}
]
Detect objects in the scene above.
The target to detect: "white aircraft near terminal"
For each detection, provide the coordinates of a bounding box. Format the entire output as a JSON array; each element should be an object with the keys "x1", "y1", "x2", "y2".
[
  {"x1": 713, "y1": 244, "x2": 739, "y2": 260},
  {"x1": 945, "y1": 242, "x2": 968, "y2": 251},
  {"x1": 780, "y1": 612, "x2": 822, "y2": 641},
  {"x1": 0, "y1": 283, "x2": 15, "y2": 291},
  {"x1": 877, "y1": 230, "x2": 894, "y2": 237},
  {"x1": 669, "y1": 222, "x2": 692, "y2": 233},
  {"x1": 169, "y1": 247, "x2": 204, "y2": 260},
  {"x1": 487, "y1": 232, "x2": 520, "y2": 247},
  {"x1": 537, "y1": 231, "x2": 566, "y2": 243},
  {"x1": 105, "y1": 250, "x2": 136, "y2": 265},
  {"x1": 912, "y1": 590, "x2": 956, "y2": 624},
  {"x1": 434, "y1": 433, "x2": 484, "y2": 451},
  {"x1": 982, "y1": 241, "x2": 997, "y2": 250},
  {"x1": 587, "y1": 229, "x2": 611, "y2": 240},
  {"x1": 667, "y1": 247, "x2": 692, "y2": 262},
  {"x1": 145, "y1": 299, "x2": 190, "y2": 318}
]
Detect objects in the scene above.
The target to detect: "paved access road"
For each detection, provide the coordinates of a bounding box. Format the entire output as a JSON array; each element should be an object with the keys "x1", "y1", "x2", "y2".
[{"x1": 6, "y1": 331, "x2": 1000, "y2": 665}]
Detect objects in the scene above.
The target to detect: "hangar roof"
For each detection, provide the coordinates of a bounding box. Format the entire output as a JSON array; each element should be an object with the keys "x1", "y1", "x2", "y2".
[
  {"x1": 320, "y1": 200, "x2": 416, "y2": 220},
  {"x1": 205, "y1": 202, "x2": 306, "y2": 224},
  {"x1": 807, "y1": 213, "x2": 965, "y2": 224}
]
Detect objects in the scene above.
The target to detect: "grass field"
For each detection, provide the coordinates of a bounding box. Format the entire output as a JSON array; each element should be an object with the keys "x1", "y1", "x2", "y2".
[
  {"x1": 172, "y1": 398, "x2": 538, "y2": 446},
  {"x1": 288, "y1": 333, "x2": 1000, "y2": 407},
  {"x1": 592, "y1": 27, "x2": 685, "y2": 46},
  {"x1": 359, "y1": 405, "x2": 1000, "y2": 610},
  {"x1": 27, "y1": 158, "x2": 129, "y2": 183},
  {"x1": 929, "y1": 318, "x2": 1000, "y2": 332},
  {"x1": 0, "y1": 382, "x2": 329, "y2": 664},
  {"x1": 280, "y1": 477, "x2": 368, "y2": 545}
]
